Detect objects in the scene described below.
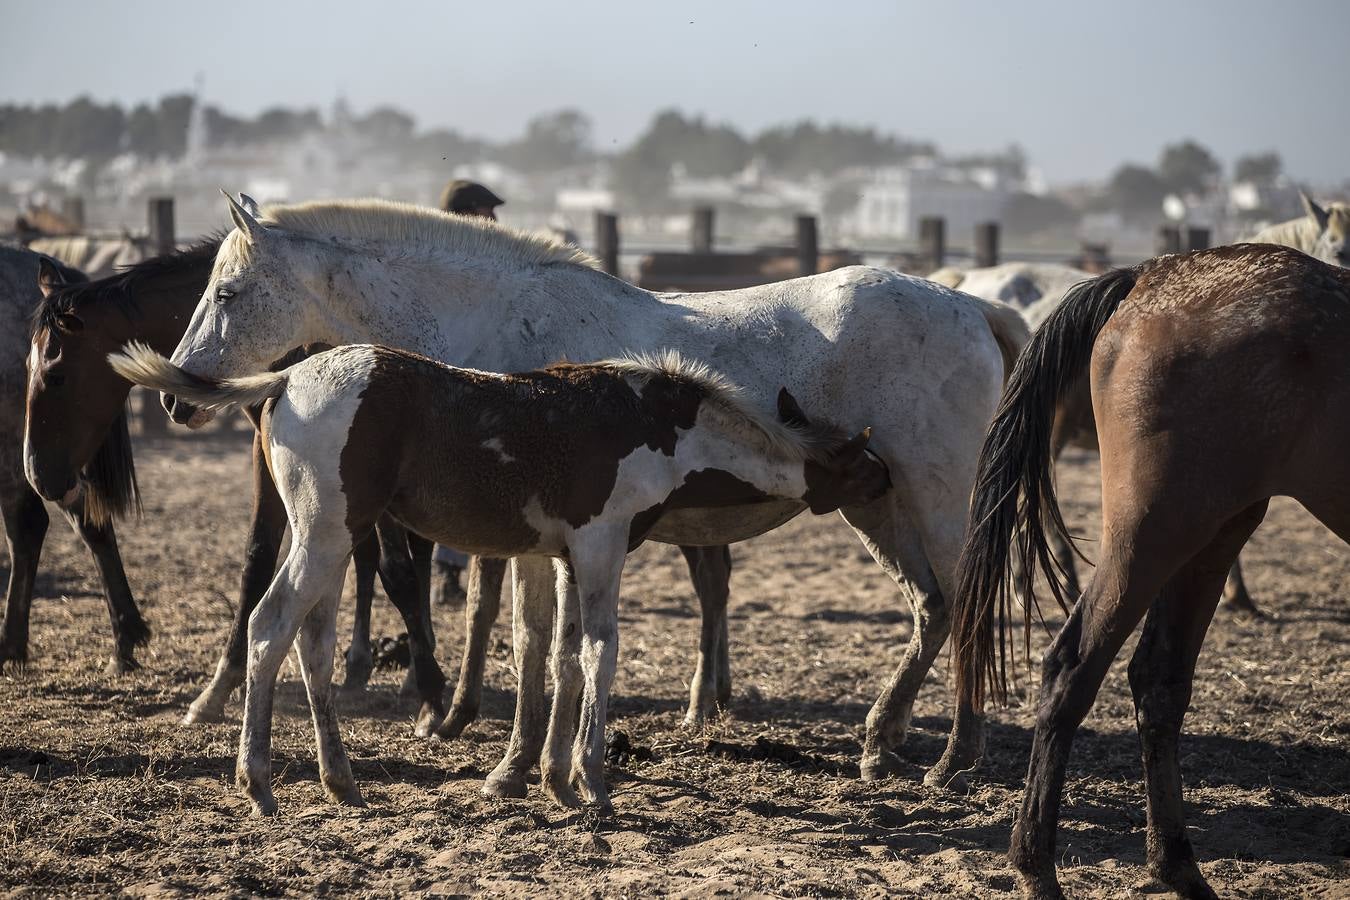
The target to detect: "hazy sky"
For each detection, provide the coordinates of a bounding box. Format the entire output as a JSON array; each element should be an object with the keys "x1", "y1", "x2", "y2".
[{"x1": 3, "y1": 0, "x2": 1345, "y2": 185}]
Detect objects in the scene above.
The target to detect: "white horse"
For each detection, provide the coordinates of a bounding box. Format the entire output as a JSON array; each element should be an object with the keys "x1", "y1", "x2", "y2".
[
  {"x1": 928, "y1": 262, "x2": 1091, "y2": 312},
  {"x1": 163, "y1": 194, "x2": 1028, "y2": 794},
  {"x1": 1250, "y1": 191, "x2": 1350, "y2": 268}
]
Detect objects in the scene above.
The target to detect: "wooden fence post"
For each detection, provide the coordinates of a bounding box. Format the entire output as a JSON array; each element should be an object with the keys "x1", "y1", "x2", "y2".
[
  {"x1": 140, "y1": 197, "x2": 176, "y2": 437},
  {"x1": 1184, "y1": 227, "x2": 1210, "y2": 252},
  {"x1": 974, "y1": 222, "x2": 999, "y2": 268},
  {"x1": 594, "y1": 211, "x2": 619, "y2": 277},
  {"x1": 1157, "y1": 225, "x2": 1182, "y2": 255},
  {"x1": 795, "y1": 215, "x2": 818, "y2": 276},
  {"x1": 691, "y1": 206, "x2": 714, "y2": 254},
  {"x1": 61, "y1": 196, "x2": 85, "y2": 231},
  {"x1": 918, "y1": 216, "x2": 945, "y2": 272}
]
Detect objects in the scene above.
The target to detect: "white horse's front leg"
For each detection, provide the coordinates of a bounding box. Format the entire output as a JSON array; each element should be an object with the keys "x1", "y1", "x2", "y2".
[
  {"x1": 541, "y1": 563, "x2": 584, "y2": 808},
  {"x1": 483, "y1": 556, "x2": 555, "y2": 799},
  {"x1": 569, "y1": 532, "x2": 628, "y2": 813}
]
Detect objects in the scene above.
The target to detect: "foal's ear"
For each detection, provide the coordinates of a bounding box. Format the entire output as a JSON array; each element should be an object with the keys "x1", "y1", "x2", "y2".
[
  {"x1": 36, "y1": 257, "x2": 69, "y2": 298},
  {"x1": 777, "y1": 387, "x2": 809, "y2": 427},
  {"x1": 221, "y1": 188, "x2": 265, "y2": 240},
  {"x1": 1301, "y1": 191, "x2": 1330, "y2": 232}
]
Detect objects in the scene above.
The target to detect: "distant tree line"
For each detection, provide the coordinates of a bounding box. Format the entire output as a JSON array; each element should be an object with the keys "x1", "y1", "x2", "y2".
[{"x1": 1104, "y1": 141, "x2": 1284, "y2": 224}]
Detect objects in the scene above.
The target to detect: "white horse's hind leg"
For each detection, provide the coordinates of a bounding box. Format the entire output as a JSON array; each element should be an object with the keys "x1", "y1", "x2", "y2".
[
  {"x1": 541, "y1": 564, "x2": 584, "y2": 808},
  {"x1": 294, "y1": 587, "x2": 364, "y2": 807},
  {"x1": 483, "y1": 556, "x2": 556, "y2": 799},
  {"x1": 840, "y1": 495, "x2": 963, "y2": 781},
  {"x1": 568, "y1": 530, "x2": 628, "y2": 812}
]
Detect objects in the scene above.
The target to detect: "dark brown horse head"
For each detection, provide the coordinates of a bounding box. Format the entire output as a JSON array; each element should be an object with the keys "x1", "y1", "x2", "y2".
[
  {"x1": 24, "y1": 238, "x2": 220, "y2": 522},
  {"x1": 776, "y1": 387, "x2": 891, "y2": 514}
]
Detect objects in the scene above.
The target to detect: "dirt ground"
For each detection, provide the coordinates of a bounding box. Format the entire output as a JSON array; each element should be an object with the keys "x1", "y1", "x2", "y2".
[{"x1": 2, "y1": 423, "x2": 1347, "y2": 898}]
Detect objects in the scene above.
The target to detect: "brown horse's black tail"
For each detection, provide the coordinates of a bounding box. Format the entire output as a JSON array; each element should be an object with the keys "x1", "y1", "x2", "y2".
[{"x1": 952, "y1": 267, "x2": 1138, "y2": 708}]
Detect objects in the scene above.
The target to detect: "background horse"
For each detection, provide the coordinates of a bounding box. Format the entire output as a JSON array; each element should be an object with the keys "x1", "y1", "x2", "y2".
[
  {"x1": 21, "y1": 242, "x2": 440, "y2": 713},
  {"x1": 112, "y1": 343, "x2": 890, "y2": 816},
  {"x1": 0, "y1": 246, "x2": 150, "y2": 673},
  {"x1": 950, "y1": 244, "x2": 1350, "y2": 899},
  {"x1": 159, "y1": 194, "x2": 1027, "y2": 789},
  {"x1": 1250, "y1": 191, "x2": 1350, "y2": 267}
]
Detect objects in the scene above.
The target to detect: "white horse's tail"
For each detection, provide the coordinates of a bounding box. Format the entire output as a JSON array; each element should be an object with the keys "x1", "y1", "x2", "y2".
[
  {"x1": 972, "y1": 299, "x2": 1032, "y2": 384},
  {"x1": 108, "y1": 342, "x2": 290, "y2": 412}
]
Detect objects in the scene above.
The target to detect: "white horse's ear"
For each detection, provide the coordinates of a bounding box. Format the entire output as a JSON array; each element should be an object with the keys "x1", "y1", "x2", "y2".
[
  {"x1": 1301, "y1": 191, "x2": 1330, "y2": 231},
  {"x1": 237, "y1": 192, "x2": 262, "y2": 218},
  {"x1": 221, "y1": 188, "x2": 265, "y2": 240}
]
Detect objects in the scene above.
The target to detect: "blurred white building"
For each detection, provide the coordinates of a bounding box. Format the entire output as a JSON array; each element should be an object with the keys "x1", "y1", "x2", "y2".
[{"x1": 850, "y1": 164, "x2": 1011, "y2": 239}]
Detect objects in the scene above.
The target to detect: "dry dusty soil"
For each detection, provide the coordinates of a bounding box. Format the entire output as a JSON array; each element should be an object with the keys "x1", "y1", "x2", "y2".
[{"x1": 3, "y1": 425, "x2": 1348, "y2": 898}]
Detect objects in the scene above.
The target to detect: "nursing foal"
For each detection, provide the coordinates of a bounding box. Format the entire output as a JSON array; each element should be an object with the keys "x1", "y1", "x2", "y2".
[{"x1": 111, "y1": 343, "x2": 890, "y2": 815}]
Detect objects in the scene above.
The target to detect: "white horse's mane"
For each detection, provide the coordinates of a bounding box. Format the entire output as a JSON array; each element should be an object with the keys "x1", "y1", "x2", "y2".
[
  {"x1": 230, "y1": 197, "x2": 600, "y2": 271},
  {"x1": 600, "y1": 349, "x2": 841, "y2": 462}
]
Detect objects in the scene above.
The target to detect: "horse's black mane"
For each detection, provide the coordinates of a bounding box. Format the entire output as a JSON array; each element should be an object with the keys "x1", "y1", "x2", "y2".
[{"x1": 30, "y1": 232, "x2": 224, "y2": 338}]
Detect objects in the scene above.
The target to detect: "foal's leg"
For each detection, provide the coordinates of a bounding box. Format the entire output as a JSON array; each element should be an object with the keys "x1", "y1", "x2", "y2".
[
  {"x1": 341, "y1": 531, "x2": 380, "y2": 690},
  {"x1": 570, "y1": 531, "x2": 628, "y2": 812},
  {"x1": 63, "y1": 506, "x2": 150, "y2": 675},
  {"x1": 0, "y1": 475, "x2": 48, "y2": 672},
  {"x1": 680, "y1": 544, "x2": 733, "y2": 726},
  {"x1": 438, "y1": 555, "x2": 507, "y2": 740},
  {"x1": 399, "y1": 533, "x2": 435, "y2": 698},
  {"x1": 186, "y1": 433, "x2": 286, "y2": 724},
  {"x1": 236, "y1": 546, "x2": 347, "y2": 817},
  {"x1": 373, "y1": 521, "x2": 446, "y2": 736},
  {"x1": 483, "y1": 556, "x2": 555, "y2": 799},
  {"x1": 1127, "y1": 502, "x2": 1265, "y2": 900},
  {"x1": 541, "y1": 563, "x2": 584, "y2": 808},
  {"x1": 294, "y1": 587, "x2": 364, "y2": 807},
  {"x1": 839, "y1": 495, "x2": 971, "y2": 782}
]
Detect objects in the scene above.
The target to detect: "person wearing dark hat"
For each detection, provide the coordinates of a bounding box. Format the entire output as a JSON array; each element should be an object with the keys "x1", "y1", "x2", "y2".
[
  {"x1": 439, "y1": 179, "x2": 505, "y2": 220},
  {"x1": 431, "y1": 180, "x2": 505, "y2": 605}
]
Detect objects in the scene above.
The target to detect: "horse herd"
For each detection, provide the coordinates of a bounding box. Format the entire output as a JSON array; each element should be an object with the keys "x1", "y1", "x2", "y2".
[{"x1": 6, "y1": 190, "x2": 1348, "y2": 899}]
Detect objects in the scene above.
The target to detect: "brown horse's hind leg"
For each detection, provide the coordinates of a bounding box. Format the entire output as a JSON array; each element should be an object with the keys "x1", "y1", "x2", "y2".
[
  {"x1": 437, "y1": 555, "x2": 506, "y2": 740},
  {"x1": 1011, "y1": 521, "x2": 1202, "y2": 900},
  {"x1": 1127, "y1": 501, "x2": 1267, "y2": 900},
  {"x1": 681, "y1": 545, "x2": 733, "y2": 726}
]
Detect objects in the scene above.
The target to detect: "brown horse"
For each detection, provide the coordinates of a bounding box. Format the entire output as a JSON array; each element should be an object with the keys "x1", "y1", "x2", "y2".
[
  {"x1": 950, "y1": 244, "x2": 1350, "y2": 899},
  {"x1": 22, "y1": 242, "x2": 441, "y2": 710}
]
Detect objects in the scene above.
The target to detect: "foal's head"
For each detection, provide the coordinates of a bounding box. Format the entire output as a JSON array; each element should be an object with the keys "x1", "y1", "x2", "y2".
[
  {"x1": 1302, "y1": 192, "x2": 1350, "y2": 268},
  {"x1": 775, "y1": 388, "x2": 891, "y2": 514}
]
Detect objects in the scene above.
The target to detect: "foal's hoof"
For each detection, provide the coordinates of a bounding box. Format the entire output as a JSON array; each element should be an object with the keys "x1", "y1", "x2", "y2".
[
  {"x1": 413, "y1": 702, "x2": 445, "y2": 739},
  {"x1": 1016, "y1": 871, "x2": 1066, "y2": 900},
  {"x1": 246, "y1": 793, "x2": 279, "y2": 818},
  {"x1": 923, "y1": 748, "x2": 981, "y2": 791},
  {"x1": 859, "y1": 748, "x2": 904, "y2": 782},
  {"x1": 542, "y1": 773, "x2": 583, "y2": 809},
  {"x1": 482, "y1": 769, "x2": 529, "y2": 800},
  {"x1": 323, "y1": 778, "x2": 367, "y2": 809}
]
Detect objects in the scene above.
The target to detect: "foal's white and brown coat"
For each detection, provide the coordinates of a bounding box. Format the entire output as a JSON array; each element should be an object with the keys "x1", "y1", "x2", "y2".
[{"x1": 111, "y1": 342, "x2": 890, "y2": 813}]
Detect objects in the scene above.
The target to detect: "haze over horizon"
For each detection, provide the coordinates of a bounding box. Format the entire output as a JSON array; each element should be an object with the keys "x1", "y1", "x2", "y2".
[{"x1": 2, "y1": 0, "x2": 1345, "y2": 186}]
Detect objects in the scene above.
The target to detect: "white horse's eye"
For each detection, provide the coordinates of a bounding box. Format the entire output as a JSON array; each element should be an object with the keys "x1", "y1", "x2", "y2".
[{"x1": 215, "y1": 288, "x2": 236, "y2": 302}]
